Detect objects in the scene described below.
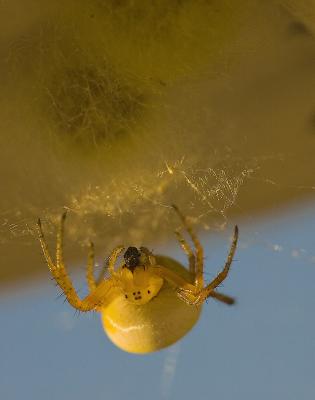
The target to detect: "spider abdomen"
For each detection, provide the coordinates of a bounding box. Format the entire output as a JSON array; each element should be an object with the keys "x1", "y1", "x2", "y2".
[{"x1": 101, "y1": 256, "x2": 202, "y2": 353}]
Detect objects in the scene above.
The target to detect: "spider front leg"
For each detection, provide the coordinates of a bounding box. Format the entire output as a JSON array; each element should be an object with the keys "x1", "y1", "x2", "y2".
[
  {"x1": 37, "y1": 213, "x2": 117, "y2": 312},
  {"x1": 89, "y1": 245, "x2": 125, "y2": 287}
]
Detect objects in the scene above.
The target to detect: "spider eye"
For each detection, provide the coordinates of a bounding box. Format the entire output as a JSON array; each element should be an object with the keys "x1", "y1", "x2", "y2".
[{"x1": 124, "y1": 247, "x2": 141, "y2": 271}]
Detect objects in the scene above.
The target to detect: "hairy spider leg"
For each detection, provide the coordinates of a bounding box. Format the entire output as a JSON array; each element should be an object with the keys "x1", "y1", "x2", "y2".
[
  {"x1": 194, "y1": 225, "x2": 238, "y2": 305},
  {"x1": 177, "y1": 225, "x2": 238, "y2": 305},
  {"x1": 154, "y1": 224, "x2": 238, "y2": 306},
  {"x1": 108, "y1": 246, "x2": 125, "y2": 276},
  {"x1": 139, "y1": 246, "x2": 157, "y2": 265},
  {"x1": 37, "y1": 214, "x2": 117, "y2": 312},
  {"x1": 96, "y1": 262, "x2": 107, "y2": 285},
  {"x1": 91, "y1": 246, "x2": 126, "y2": 288},
  {"x1": 208, "y1": 291, "x2": 235, "y2": 305},
  {"x1": 86, "y1": 241, "x2": 124, "y2": 291},
  {"x1": 172, "y1": 205, "x2": 204, "y2": 289},
  {"x1": 86, "y1": 241, "x2": 96, "y2": 292},
  {"x1": 174, "y1": 230, "x2": 196, "y2": 276}
]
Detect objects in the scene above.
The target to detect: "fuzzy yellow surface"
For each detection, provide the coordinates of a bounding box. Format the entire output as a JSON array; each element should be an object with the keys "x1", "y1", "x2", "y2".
[
  {"x1": 101, "y1": 256, "x2": 202, "y2": 354},
  {"x1": 2, "y1": 1, "x2": 315, "y2": 288}
]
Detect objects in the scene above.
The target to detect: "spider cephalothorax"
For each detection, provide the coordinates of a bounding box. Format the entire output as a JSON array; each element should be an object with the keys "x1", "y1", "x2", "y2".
[
  {"x1": 119, "y1": 263, "x2": 163, "y2": 305},
  {"x1": 117, "y1": 246, "x2": 164, "y2": 304}
]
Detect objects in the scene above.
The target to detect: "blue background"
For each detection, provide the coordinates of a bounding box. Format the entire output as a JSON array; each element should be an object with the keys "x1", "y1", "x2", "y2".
[{"x1": 1, "y1": 201, "x2": 315, "y2": 400}]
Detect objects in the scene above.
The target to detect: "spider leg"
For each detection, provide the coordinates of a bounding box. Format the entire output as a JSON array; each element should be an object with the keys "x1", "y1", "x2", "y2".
[
  {"x1": 174, "y1": 230, "x2": 195, "y2": 276},
  {"x1": 56, "y1": 212, "x2": 67, "y2": 267},
  {"x1": 153, "y1": 265, "x2": 204, "y2": 306},
  {"x1": 172, "y1": 205, "x2": 203, "y2": 289},
  {"x1": 37, "y1": 218, "x2": 55, "y2": 272},
  {"x1": 153, "y1": 265, "x2": 196, "y2": 292},
  {"x1": 199, "y1": 225, "x2": 238, "y2": 302},
  {"x1": 154, "y1": 225, "x2": 238, "y2": 306},
  {"x1": 208, "y1": 291, "x2": 235, "y2": 305},
  {"x1": 86, "y1": 241, "x2": 96, "y2": 292},
  {"x1": 37, "y1": 214, "x2": 118, "y2": 312},
  {"x1": 107, "y1": 246, "x2": 125, "y2": 275},
  {"x1": 179, "y1": 225, "x2": 238, "y2": 305},
  {"x1": 95, "y1": 259, "x2": 109, "y2": 286},
  {"x1": 139, "y1": 246, "x2": 157, "y2": 265},
  {"x1": 86, "y1": 240, "x2": 124, "y2": 289},
  {"x1": 92, "y1": 245, "x2": 125, "y2": 287}
]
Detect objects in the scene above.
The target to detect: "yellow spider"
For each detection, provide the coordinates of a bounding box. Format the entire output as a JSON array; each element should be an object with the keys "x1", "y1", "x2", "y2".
[{"x1": 37, "y1": 206, "x2": 238, "y2": 354}]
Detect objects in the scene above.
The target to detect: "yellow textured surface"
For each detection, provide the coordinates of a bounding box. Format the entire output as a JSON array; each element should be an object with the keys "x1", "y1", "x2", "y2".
[{"x1": 1, "y1": 1, "x2": 315, "y2": 287}]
